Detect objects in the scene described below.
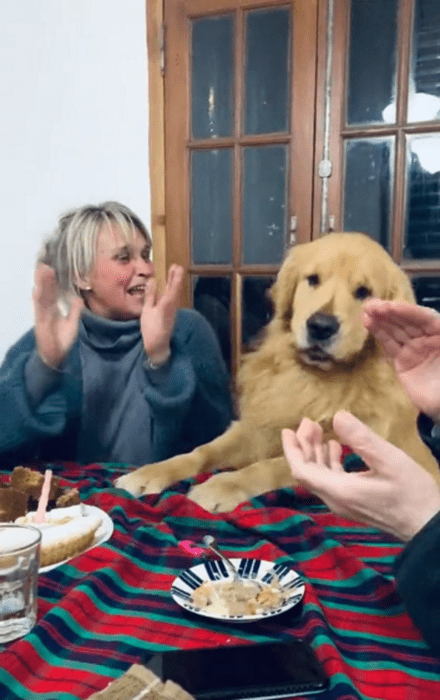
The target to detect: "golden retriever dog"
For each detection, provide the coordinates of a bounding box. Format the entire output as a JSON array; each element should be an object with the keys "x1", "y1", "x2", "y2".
[{"x1": 116, "y1": 232, "x2": 439, "y2": 512}]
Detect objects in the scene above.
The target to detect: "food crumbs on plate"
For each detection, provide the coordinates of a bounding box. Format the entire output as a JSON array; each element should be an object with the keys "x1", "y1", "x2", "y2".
[{"x1": 191, "y1": 578, "x2": 285, "y2": 616}]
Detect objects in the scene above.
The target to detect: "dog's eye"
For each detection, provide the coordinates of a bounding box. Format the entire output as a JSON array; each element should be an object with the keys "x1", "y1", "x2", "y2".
[
  {"x1": 354, "y1": 285, "x2": 372, "y2": 300},
  {"x1": 307, "y1": 274, "x2": 320, "y2": 287}
]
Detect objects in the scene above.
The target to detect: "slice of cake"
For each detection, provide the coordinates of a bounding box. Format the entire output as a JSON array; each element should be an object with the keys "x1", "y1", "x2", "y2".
[
  {"x1": 0, "y1": 467, "x2": 80, "y2": 522},
  {"x1": 16, "y1": 505, "x2": 102, "y2": 567},
  {"x1": 10, "y1": 466, "x2": 61, "y2": 500},
  {"x1": 0, "y1": 488, "x2": 28, "y2": 521}
]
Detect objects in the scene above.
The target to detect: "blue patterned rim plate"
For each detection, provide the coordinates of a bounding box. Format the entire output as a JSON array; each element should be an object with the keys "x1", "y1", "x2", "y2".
[{"x1": 171, "y1": 558, "x2": 305, "y2": 622}]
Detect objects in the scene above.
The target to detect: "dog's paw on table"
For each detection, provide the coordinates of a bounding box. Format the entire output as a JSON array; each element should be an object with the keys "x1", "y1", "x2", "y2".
[
  {"x1": 114, "y1": 469, "x2": 170, "y2": 497},
  {"x1": 187, "y1": 473, "x2": 251, "y2": 513}
]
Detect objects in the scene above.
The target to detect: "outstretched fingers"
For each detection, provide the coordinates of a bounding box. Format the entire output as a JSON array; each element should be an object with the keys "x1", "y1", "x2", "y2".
[
  {"x1": 295, "y1": 417, "x2": 323, "y2": 461},
  {"x1": 328, "y1": 439, "x2": 344, "y2": 472},
  {"x1": 363, "y1": 299, "x2": 440, "y2": 340},
  {"x1": 33, "y1": 264, "x2": 59, "y2": 311},
  {"x1": 163, "y1": 264, "x2": 184, "y2": 303},
  {"x1": 282, "y1": 419, "x2": 344, "y2": 491},
  {"x1": 142, "y1": 277, "x2": 157, "y2": 308},
  {"x1": 332, "y1": 410, "x2": 415, "y2": 477}
]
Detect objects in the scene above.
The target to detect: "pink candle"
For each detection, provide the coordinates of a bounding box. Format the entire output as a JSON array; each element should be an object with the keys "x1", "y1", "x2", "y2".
[{"x1": 33, "y1": 469, "x2": 52, "y2": 524}]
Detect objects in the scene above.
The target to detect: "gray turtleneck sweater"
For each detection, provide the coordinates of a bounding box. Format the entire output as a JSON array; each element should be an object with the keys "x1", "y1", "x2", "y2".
[{"x1": 0, "y1": 309, "x2": 232, "y2": 466}]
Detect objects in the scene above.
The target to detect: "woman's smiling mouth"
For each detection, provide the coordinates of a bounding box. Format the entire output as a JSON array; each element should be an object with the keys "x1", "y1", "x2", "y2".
[{"x1": 127, "y1": 284, "x2": 146, "y2": 296}]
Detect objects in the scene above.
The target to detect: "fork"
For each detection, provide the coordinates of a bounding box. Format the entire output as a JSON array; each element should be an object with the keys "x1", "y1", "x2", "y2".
[{"x1": 202, "y1": 535, "x2": 240, "y2": 580}]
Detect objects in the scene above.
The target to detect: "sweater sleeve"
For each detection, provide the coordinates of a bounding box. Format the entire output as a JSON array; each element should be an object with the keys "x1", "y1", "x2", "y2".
[
  {"x1": 394, "y1": 509, "x2": 440, "y2": 655},
  {"x1": 25, "y1": 350, "x2": 65, "y2": 406},
  {"x1": 0, "y1": 330, "x2": 81, "y2": 460},
  {"x1": 142, "y1": 309, "x2": 233, "y2": 459}
]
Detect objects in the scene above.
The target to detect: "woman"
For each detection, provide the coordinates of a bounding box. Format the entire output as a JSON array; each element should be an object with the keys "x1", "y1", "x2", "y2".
[
  {"x1": 0, "y1": 201, "x2": 232, "y2": 466},
  {"x1": 282, "y1": 298, "x2": 440, "y2": 655}
]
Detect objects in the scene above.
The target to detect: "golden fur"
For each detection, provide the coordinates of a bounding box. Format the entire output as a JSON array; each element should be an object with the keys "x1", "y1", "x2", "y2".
[{"x1": 116, "y1": 232, "x2": 439, "y2": 512}]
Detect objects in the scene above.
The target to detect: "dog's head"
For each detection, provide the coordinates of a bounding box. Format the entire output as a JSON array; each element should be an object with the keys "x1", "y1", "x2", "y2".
[{"x1": 269, "y1": 232, "x2": 415, "y2": 369}]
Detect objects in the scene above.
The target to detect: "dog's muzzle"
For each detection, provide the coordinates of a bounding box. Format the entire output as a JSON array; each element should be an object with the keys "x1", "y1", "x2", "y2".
[{"x1": 306, "y1": 313, "x2": 340, "y2": 343}]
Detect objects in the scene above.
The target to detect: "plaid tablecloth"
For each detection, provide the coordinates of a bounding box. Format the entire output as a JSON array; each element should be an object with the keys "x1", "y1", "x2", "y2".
[{"x1": 0, "y1": 462, "x2": 439, "y2": 700}]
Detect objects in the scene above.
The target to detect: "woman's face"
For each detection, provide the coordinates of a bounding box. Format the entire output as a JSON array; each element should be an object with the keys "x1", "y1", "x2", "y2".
[{"x1": 82, "y1": 222, "x2": 155, "y2": 320}]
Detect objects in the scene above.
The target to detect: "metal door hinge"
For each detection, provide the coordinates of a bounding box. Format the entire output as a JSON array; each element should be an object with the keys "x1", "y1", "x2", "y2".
[
  {"x1": 159, "y1": 23, "x2": 166, "y2": 76},
  {"x1": 289, "y1": 215, "x2": 297, "y2": 245}
]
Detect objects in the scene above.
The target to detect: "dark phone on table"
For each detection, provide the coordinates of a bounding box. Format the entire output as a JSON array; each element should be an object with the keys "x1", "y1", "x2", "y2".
[{"x1": 145, "y1": 639, "x2": 329, "y2": 700}]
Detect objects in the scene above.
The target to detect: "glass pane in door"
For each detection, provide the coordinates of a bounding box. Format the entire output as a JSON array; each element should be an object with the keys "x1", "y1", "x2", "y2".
[
  {"x1": 191, "y1": 15, "x2": 234, "y2": 138},
  {"x1": 408, "y1": 0, "x2": 440, "y2": 122},
  {"x1": 244, "y1": 8, "x2": 290, "y2": 135},
  {"x1": 412, "y1": 276, "x2": 440, "y2": 313},
  {"x1": 242, "y1": 145, "x2": 287, "y2": 264},
  {"x1": 242, "y1": 276, "x2": 275, "y2": 352},
  {"x1": 193, "y1": 276, "x2": 231, "y2": 371},
  {"x1": 343, "y1": 137, "x2": 394, "y2": 250},
  {"x1": 347, "y1": 0, "x2": 398, "y2": 125},
  {"x1": 404, "y1": 133, "x2": 440, "y2": 259},
  {"x1": 191, "y1": 148, "x2": 233, "y2": 264}
]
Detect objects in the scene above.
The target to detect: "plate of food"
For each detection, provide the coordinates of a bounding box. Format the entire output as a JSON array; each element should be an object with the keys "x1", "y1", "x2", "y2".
[
  {"x1": 170, "y1": 558, "x2": 305, "y2": 622},
  {"x1": 16, "y1": 504, "x2": 114, "y2": 573}
]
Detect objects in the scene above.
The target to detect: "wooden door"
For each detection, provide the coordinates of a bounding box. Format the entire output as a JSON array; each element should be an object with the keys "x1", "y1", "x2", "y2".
[{"x1": 163, "y1": 0, "x2": 318, "y2": 374}]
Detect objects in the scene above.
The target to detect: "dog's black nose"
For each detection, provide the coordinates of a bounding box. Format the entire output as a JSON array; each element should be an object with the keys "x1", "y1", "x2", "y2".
[{"x1": 307, "y1": 313, "x2": 340, "y2": 341}]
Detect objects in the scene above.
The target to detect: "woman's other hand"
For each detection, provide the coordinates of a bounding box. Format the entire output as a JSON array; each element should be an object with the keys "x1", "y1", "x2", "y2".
[
  {"x1": 33, "y1": 264, "x2": 84, "y2": 369},
  {"x1": 140, "y1": 264, "x2": 184, "y2": 365},
  {"x1": 363, "y1": 299, "x2": 440, "y2": 424},
  {"x1": 282, "y1": 410, "x2": 440, "y2": 542}
]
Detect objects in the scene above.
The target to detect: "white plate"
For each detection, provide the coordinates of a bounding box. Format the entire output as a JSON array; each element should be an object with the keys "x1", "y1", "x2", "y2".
[
  {"x1": 171, "y1": 558, "x2": 305, "y2": 623},
  {"x1": 39, "y1": 505, "x2": 114, "y2": 574}
]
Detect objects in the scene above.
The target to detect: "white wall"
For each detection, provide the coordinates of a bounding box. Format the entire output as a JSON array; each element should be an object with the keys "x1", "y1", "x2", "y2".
[{"x1": 0, "y1": 0, "x2": 150, "y2": 361}]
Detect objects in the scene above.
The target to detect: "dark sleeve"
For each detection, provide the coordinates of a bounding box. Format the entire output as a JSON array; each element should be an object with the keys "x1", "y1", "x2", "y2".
[
  {"x1": 0, "y1": 330, "x2": 82, "y2": 463},
  {"x1": 418, "y1": 413, "x2": 440, "y2": 464},
  {"x1": 394, "y1": 509, "x2": 440, "y2": 656},
  {"x1": 142, "y1": 309, "x2": 233, "y2": 458}
]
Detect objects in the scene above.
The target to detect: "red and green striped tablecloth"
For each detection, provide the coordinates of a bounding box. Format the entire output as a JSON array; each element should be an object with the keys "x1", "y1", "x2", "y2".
[{"x1": 0, "y1": 462, "x2": 439, "y2": 699}]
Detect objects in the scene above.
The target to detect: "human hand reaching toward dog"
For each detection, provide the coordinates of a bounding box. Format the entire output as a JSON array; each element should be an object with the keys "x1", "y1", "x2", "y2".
[
  {"x1": 33, "y1": 263, "x2": 84, "y2": 369},
  {"x1": 363, "y1": 299, "x2": 440, "y2": 424},
  {"x1": 141, "y1": 264, "x2": 184, "y2": 366},
  {"x1": 282, "y1": 411, "x2": 440, "y2": 542}
]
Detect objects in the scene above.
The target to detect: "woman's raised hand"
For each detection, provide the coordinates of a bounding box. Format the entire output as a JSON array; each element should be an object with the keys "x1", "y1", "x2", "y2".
[
  {"x1": 363, "y1": 299, "x2": 440, "y2": 423},
  {"x1": 33, "y1": 263, "x2": 84, "y2": 369},
  {"x1": 140, "y1": 264, "x2": 184, "y2": 365}
]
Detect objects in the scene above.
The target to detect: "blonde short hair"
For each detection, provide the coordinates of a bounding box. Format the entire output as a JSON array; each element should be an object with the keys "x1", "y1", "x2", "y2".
[{"x1": 38, "y1": 201, "x2": 151, "y2": 294}]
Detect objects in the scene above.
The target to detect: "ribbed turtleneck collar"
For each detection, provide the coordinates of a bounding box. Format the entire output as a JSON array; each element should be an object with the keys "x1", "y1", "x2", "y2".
[{"x1": 79, "y1": 310, "x2": 142, "y2": 354}]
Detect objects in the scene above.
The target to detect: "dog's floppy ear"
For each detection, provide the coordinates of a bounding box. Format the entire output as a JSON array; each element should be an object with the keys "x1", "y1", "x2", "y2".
[
  {"x1": 385, "y1": 264, "x2": 416, "y2": 303},
  {"x1": 270, "y1": 247, "x2": 302, "y2": 328}
]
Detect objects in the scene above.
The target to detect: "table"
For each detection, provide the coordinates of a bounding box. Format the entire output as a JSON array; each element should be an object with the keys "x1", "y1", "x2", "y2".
[{"x1": 0, "y1": 462, "x2": 439, "y2": 700}]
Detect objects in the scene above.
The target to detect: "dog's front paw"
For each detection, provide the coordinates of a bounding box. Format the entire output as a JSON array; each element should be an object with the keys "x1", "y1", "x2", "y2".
[
  {"x1": 188, "y1": 473, "x2": 250, "y2": 513},
  {"x1": 114, "y1": 465, "x2": 172, "y2": 497}
]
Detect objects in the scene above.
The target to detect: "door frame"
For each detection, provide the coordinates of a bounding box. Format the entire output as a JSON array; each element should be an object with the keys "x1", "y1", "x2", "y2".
[{"x1": 146, "y1": 0, "x2": 167, "y2": 292}]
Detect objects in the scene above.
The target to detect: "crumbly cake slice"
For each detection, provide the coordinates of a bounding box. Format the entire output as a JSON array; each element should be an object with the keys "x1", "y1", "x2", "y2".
[
  {"x1": 16, "y1": 505, "x2": 102, "y2": 567},
  {"x1": 10, "y1": 466, "x2": 60, "y2": 500}
]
